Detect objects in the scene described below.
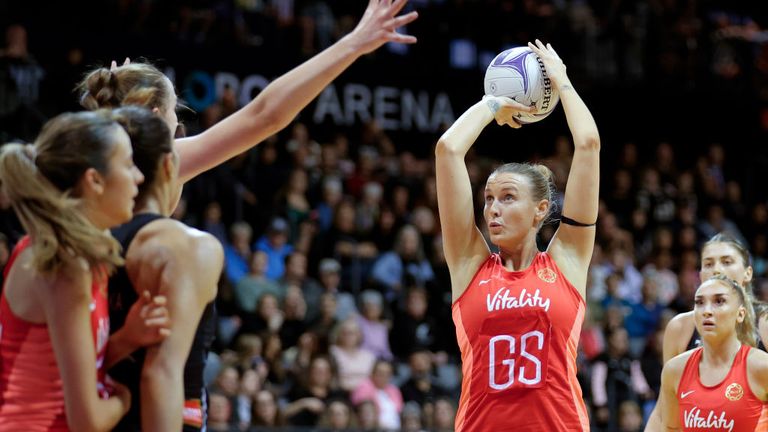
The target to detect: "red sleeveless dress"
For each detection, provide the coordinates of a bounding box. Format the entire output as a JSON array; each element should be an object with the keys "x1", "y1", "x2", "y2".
[
  {"x1": 0, "y1": 236, "x2": 111, "y2": 431},
  {"x1": 678, "y1": 344, "x2": 768, "y2": 431},
  {"x1": 452, "y1": 252, "x2": 589, "y2": 431}
]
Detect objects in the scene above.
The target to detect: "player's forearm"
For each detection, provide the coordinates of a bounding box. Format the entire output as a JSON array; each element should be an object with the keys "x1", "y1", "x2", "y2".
[
  {"x1": 245, "y1": 35, "x2": 361, "y2": 134},
  {"x1": 558, "y1": 82, "x2": 600, "y2": 150},
  {"x1": 140, "y1": 350, "x2": 185, "y2": 432},
  {"x1": 436, "y1": 101, "x2": 493, "y2": 157},
  {"x1": 104, "y1": 330, "x2": 138, "y2": 370}
]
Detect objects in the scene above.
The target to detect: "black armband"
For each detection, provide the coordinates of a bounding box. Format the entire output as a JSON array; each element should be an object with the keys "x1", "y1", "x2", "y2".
[{"x1": 560, "y1": 215, "x2": 596, "y2": 227}]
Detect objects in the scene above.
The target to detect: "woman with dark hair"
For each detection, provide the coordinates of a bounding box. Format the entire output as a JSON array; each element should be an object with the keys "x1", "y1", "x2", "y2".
[{"x1": 106, "y1": 106, "x2": 224, "y2": 432}]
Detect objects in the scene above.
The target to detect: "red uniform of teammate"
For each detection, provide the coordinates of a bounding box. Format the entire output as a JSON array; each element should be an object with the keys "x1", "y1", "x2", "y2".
[{"x1": 676, "y1": 345, "x2": 768, "y2": 431}]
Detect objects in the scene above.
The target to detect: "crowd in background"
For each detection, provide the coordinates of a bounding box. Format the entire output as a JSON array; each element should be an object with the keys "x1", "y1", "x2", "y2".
[{"x1": 2, "y1": 0, "x2": 768, "y2": 430}]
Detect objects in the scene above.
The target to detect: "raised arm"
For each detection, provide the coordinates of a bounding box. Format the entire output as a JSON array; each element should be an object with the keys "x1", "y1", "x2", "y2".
[
  {"x1": 532, "y1": 40, "x2": 600, "y2": 297},
  {"x1": 176, "y1": 0, "x2": 418, "y2": 182},
  {"x1": 125, "y1": 222, "x2": 223, "y2": 432},
  {"x1": 435, "y1": 97, "x2": 532, "y2": 300},
  {"x1": 42, "y1": 267, "x2": 131, "y2": 432}
]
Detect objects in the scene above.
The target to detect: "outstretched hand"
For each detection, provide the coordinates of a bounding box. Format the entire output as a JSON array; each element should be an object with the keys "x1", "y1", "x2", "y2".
[
  {"x1": 348, "y1": 0, "x2": 419, "y2": 55},
  {"x1": 528, "y1": 40, "x2": 568, "y2": 89},
  {"x1": 483, "y1": 95, "x2": 536, "y2": 129}
]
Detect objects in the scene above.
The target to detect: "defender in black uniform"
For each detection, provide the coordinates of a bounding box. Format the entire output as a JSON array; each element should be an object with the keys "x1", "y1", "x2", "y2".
[{"x1": 108, "y1": 108, "x2": 223, "y2": 431}]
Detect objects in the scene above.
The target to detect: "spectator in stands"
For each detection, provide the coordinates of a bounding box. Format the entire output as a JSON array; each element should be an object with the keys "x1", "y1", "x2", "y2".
[
  {"x1": 591, "y1": 328, "x2": 651, "y2": 430},
  {"x1": 318, "y1": 257, "x2": 357, "y2": 320},
  {"x1": 311, "y1": 198, "x2": 378, "y2": 291},
  {"x1": 390, "y1": 286, "x2": 442, "y2": 359},
  {"x1": 285, "y1": 355, "x2": 346, "y2": 426},
  {"x1": 283, "y1": 331, "x2": 322, "y2": 383},
  {"x1": 207, "y1": 392, "x2": 234, "y2": 432},
  {"x1": 279, "y1": 285, "x2": 308, "y2": 349},
  {"x1": 357, "y1": 289, "x2": 394, "y2": 360},
  {"x1": 351, "y1": 359, "x2": 403, "y2": 429},
  {"x1": 319, "y1": 398, "x2": 355, "y2": 431},
  {"x1": 235, "y1": 250, "x2": 280, "y2": 313},
  {"x1": 251, "y1": 389, "x2": 285, "y2": 429},
  {"x1": 255, "y1": 217, "x2": 294, "y2": 281},
  {"x1": 355, "y1": 399, "x2": 380, "y2": 431},
  {"x1": 278, "y1": 251, "x2": 323, "y2": 322},
  {"x1": 224, "y1": 221, "x2": 254, "y2": 286},
  {"x1": 330, "y1": 318, "x2": 376, "y2": 392},
  {"x1": 371, "y1": 224, "x2": 434, "y2": 301}
]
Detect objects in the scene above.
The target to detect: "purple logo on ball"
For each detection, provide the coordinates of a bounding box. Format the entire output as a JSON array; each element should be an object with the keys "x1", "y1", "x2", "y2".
[{"x1": 492, "y1": 49, "x2": 533, "y2": 94}]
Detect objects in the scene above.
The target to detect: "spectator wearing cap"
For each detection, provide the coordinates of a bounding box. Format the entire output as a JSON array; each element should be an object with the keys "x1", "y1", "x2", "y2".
[
  {"x1": 318, "y1": 258, "x2": 357, "y2": 321},
  {"x1": 254, "y1": 217, "x2": 294, "y2": 280}
]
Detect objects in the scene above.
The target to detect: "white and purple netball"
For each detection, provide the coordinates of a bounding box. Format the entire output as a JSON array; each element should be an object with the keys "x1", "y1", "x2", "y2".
[{"x1": 484, "y1": 47, "x2": 560, "y2": 124}]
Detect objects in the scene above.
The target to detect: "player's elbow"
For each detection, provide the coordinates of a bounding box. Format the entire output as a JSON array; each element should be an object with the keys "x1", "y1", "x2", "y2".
[
  {"x1": 574, "y1": 134, "x2": 600, "y2": 152},
  {"x1": 66, "y1": 407, "x2": 108, "y2": 432},
  {"x1": 435, "y1": 139, "x2": 462, "y2": 157}
]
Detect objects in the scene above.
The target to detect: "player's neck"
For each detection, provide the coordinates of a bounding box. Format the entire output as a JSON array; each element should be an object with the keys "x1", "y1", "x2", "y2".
[
  {"x1": 134, "y1": 189, "x2": 173, "y2": 217},
  {"x1": 701, "y1": 336, "x2": 741, "y2": 367},
  {"x1": 499, "y1": 238, "x2": 538, "y2": 271}
]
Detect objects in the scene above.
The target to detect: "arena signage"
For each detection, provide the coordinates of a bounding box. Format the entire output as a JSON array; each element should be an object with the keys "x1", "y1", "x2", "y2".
[{"x1": 175, "y1": 68, "x2": 455, "y2": 133}]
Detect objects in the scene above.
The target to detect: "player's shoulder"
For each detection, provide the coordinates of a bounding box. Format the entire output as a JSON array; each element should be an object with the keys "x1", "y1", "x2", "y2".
[
  {"x1": 747, "y1": 346, "x2": 768, "y2": 372},
  {"x1": 666, "y1": 348, "x2": 696, "y2": 374},
  {"x1": 667, "y1": 310, "x2": 695, "y2": 330},
  {"x1": 130, "y1": 219, "x2": 222, "y2": 262}
]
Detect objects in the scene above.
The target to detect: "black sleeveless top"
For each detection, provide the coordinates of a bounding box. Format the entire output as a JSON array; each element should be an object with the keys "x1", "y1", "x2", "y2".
[{"x1": 109, "y1": 213, "x2": 217, "y2": 431}]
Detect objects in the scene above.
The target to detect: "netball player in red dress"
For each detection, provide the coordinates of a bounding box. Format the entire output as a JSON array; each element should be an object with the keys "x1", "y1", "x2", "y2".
[
  {"x1": 435, "y1": 40, "x2": 600, "y2": 431},
  {"x1": 660, "y1": 275, "x2": 768, "y2": 431},
  {"x1": 645, "y1": 233, "x2": 768, "y2": 431},
  {"x1": 0, "y1": 109, "x2": 168, "y2": 431}
]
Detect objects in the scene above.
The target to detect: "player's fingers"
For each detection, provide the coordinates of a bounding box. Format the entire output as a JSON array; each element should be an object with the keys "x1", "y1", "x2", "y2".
[
  {"x1": 388, "y1": 32, "x2": 417, "y2": 44},
  {"x1": 144, "y1": 316, "x2": 170, "y2": 327},
  {"x1": 389, "y1": 11, "x2": 418, "y2": 29},
  {"x1": 391, "y1": 0, "x2": 409, "y2": 15},
  {"x1": 151, "y1": 295, "x2": 167, "y2": 306}
]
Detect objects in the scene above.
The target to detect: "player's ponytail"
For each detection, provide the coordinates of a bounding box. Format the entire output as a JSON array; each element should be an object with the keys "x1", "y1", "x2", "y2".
[{"x1": 0, "y1": 111, "x2": 125, "y2": 274}]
